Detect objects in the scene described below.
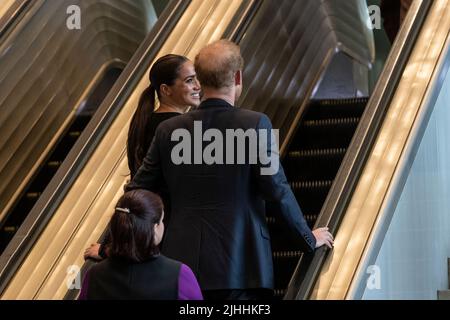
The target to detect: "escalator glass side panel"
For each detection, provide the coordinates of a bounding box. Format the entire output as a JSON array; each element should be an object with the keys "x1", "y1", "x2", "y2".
[{"x1": 362, "y1": 60, "x2": 450, "y2": 299}]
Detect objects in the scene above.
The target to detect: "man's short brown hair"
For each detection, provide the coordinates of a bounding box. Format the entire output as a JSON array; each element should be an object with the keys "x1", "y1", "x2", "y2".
[{"x1": 194, "y1": 39, "x2": 244, "y2": 89}]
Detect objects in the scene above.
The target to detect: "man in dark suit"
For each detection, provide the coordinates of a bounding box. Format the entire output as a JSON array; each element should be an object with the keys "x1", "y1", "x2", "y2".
[{"x1": 126, "y1": 40, "x2": 333, "y2": 300}]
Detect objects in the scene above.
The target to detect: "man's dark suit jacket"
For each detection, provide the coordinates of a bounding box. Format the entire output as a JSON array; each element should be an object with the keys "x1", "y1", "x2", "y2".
[{"x1": 125, "y1": 98, "x2": 316, "y2": 291}]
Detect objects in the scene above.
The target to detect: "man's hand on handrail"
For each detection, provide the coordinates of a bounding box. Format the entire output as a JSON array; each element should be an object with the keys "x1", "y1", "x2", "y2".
[{"x1": 313, "y1": 227, "x2": 334, "y2": 249}]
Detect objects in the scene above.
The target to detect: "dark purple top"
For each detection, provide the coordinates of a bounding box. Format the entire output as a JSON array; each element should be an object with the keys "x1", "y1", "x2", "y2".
[
  {"x1": 178, "y1": 264, "x2": 203, "y2": 300},
  {"x1": 78, "y1": 263, "x2": 202, "y2": 300}
]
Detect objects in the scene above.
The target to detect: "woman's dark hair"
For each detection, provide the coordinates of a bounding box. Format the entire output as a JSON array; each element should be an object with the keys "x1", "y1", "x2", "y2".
[
  {"x1": 127, "y1": 54, "x2": 188, "y2": 177},
  {"x1": 109, "y1": 189, "x2": 164, "y2": 262}
]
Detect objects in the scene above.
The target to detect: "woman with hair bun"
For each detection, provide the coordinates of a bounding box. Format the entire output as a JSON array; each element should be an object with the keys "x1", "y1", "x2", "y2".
[{"x1": 79, "y1": 190, "x2": 203, "y2": 300}]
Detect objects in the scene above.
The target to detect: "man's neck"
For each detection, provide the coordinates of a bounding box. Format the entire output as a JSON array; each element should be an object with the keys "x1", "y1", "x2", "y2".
[{"x1": 201, "y1": 88, "x2": 235, "y2": 106}]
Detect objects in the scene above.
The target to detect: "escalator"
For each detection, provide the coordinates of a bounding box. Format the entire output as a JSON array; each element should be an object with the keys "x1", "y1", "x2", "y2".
[
  {"x1": 0, "y1": 67, "x2": 122, "y2": 253},
  {"x1": 0, "y1": 115, "x2": 90, "y2": 250},
  {"x1": 228, "y1": 0, "x2": 438, "y2": 299},
  {"x1": 0, "y1": 0, "x2": 431, "y2": 300},
  {"x1": 271, "y1": 98, "x2": 368, "y2": 297},
  {"x1": 0, "y1": 0, "x2": 379, "y2": 299},
  {"x1": 285, "y1": 0, "x2": 443, "y2": 299}
]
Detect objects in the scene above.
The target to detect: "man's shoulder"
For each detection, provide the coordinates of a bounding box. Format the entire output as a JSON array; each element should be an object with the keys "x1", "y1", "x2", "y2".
[
  {"x1": 155, "y1": 107, "x2": 270, "y2": 133},
  {"x1": 234, "y1": 107, "x2": 265, "y2": 118},
  {"x1": 224, "y1": 107, "x2": 270, "y2": 124},
  {"x1": 234, "y1": 108, "x2": 272, "y2": 128}
]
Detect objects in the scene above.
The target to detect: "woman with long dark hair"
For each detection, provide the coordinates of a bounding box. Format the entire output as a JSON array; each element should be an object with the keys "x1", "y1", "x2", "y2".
[
  {"x1": 128, "y1": 54, "x2": 201, "y2": 177},
  {"x1": 84, "y1": 54, "x2": 200, "y2": 260},
  {"x1": 79, "y1": 190, "x2": 203, "y2": 299}
]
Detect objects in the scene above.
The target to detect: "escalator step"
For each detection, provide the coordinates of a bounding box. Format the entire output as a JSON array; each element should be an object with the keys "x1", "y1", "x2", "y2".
[
  {"x1": 305, "y1": 98, "x2": 368, "y2": 120},
  {"x1": 68, "y1": 131, "x2": 82, "y2": 138},
  {"x1": 47, "y1": 161, "x2": 63, "y2": 168},
  {"x1": 302, "y1": 117, "x2": 360, "y2": 127},
  {"x1": 292, "y1": 191, "x2": 330, "y2": 216},
  {"x1": 289, "y1": 180, "x2": 333, "y2": 214},
  {"x1": 273, "y1": 250, "x2": 302, "y2": 259},
  {"x1": 274, "y1": 289, "x2": 286, "y2": 297},
  {"x1": 305, "y1": 214, "x2": 318, "y2": 224},
  {"x1": 272, "y1": 252, "x2": 302, "y2": 288},
  {"x1": 290, "y1": 180, "x2": 333, "y2": 190},
  {"x1": 3, "y1": 226, "x2": 16, "y2": 233},
  {"x1": 287, "y1": 148, "x2": 346, "y2": 158},
  {"x1": 266, "y1": 215, "x2": 317, "y2": 226},
  {"x1": 284, "y1": 148, "x2": 346, "y2": 181},
  {"x1": 25, "y1": 192, "x2": 41, "y2": 199},
  {"x1": 266, "y1": 216, "x2": 276, "y2": 225},
  {"x1": 312, "y1": 97, "x2": 369, "y2": 105},
  {"x1": 292, "y1": 119, "x2": 359, "y2": 149},
  {"x1": 314, "y1": 97, "x2": 369, "y2": 105}
]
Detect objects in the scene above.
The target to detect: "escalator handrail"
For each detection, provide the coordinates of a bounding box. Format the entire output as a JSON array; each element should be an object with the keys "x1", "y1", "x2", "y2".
[
  {"x1": 0, "y1": 0, "x2": 32, "y2": 39},
  {"x1": 0, "y1": 0, "x2": 191, "y2": 296},
  {"x1": 285, "y1": 0, "x2": 433, "y2": 300}
]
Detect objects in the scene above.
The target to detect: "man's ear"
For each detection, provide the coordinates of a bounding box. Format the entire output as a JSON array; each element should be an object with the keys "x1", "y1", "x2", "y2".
[
  {"x1": 160, "y1": 84, "x2": 171, "y2": 97},
  {"x1": 235, "y1": 70, "x2": 242, "y2": 86}
]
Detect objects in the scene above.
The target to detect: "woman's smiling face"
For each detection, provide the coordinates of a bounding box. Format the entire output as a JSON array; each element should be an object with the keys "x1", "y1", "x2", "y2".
[{"x1": 169, "y1": 60, "x2": 201, "y2": 107}]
